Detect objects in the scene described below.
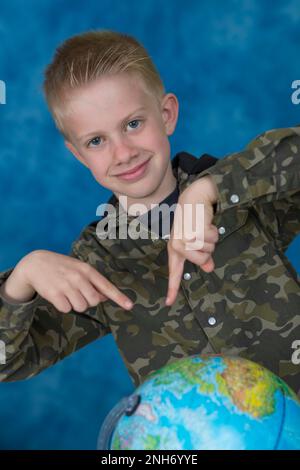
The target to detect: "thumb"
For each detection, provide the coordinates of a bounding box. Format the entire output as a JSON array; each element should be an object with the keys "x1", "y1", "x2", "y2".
[{"x1": 200, "y1": 257, "x2": 215, "y2": 273}]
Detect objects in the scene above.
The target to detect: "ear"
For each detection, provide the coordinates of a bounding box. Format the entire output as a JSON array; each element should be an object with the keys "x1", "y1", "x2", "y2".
[
  {"x1": 64, "y1": 140, "x2": 89, "y2": 168},
  {"x1": 160, "y1": 93, "x2": 179, "y2": 136}
]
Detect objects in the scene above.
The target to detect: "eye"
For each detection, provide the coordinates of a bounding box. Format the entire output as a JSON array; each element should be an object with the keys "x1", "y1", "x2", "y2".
[
  {"x1": 87, "y1": 136, "x2": 102, "y2": 148},
  {"x1": 127, "y1": 119, "x2": 143, "y2": 130}
]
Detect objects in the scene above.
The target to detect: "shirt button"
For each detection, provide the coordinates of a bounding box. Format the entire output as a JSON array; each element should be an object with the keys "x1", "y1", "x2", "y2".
[
  {"x1": 218, "y1": 226, "x2": 226, "y2": 235},
  {"x1": 230, "y1": 194, "x2": 239, "y2": 204},
  {"x1": 183, "y1": 272, "x2": 192, "y2": 281},
  {"x1": 208, "y1": 316, "x2": 217, "y2": 326}
]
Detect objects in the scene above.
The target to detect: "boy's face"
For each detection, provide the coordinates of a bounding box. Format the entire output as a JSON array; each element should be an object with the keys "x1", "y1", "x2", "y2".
[{"x1": 62, "y1": 73, "x2": 179, "y2": 210}]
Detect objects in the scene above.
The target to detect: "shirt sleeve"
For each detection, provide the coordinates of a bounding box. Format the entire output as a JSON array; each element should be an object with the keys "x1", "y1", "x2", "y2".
[
  {"x1": 198, "y1": 125, "x2": 300, "y2": 252},
  {"x1": 0, "y1": 239, "x2": 111, "y2": 382}
]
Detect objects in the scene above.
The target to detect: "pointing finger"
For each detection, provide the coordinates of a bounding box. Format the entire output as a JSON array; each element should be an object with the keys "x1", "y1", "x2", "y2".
[
  {"x1": 166, "y1": 248, "x2": 185, "y2": 307},
  {"x1": 89, "y1": 269, "x2": 133, "y2": 310}
]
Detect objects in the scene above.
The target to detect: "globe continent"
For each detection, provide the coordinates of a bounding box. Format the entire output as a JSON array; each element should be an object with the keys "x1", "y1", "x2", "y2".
[{"x1": 111, "y1": 355, "x2": 300, "y2": 450}]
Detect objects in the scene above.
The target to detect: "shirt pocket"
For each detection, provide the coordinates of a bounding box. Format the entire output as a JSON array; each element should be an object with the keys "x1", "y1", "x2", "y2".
[
  {"x1": 215, "y1": 209, "x2": 298, "y2": 312},
  {"x1": 212, "y1": 208, "x2": 277, "y2": 285}
]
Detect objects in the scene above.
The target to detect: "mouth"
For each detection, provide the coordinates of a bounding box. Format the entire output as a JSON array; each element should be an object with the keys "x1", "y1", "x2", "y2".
[{"x1": 115, "y1": 158, "x2": 151, "y2": 182}]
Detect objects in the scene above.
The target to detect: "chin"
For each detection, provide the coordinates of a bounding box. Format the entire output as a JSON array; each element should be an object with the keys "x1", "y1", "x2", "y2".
[{"x1": 125, "y1": 180, "x2": 160, "y2": 200}]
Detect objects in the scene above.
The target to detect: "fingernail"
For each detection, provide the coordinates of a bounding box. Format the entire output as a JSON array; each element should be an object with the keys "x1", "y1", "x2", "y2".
[
  {"x1": 165, "y1": 297, "x2": 170, "y2": 305},
  {"x1": 125, "y1": 300, "x2": 133, "y2": 309}
]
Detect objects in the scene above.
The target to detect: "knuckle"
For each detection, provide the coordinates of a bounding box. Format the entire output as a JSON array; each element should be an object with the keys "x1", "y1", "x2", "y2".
[
  {"x1": 75, "y1": 303, "x2": 88, "y2": 313},
  {"x1": 202, "y1": 253, "x2": 211, "y2": 263},
  {"x1": 212, "y1": 229, "x2": 219, "y2": 241},
  {"x1": 51, "y1": 293, "x2": 70, "y2": 313},
  {"x1": 80, "y1": 262, "x2": 93, "y2": 275},
  {"x1": 206, "y1": 243, "x2": 215, "y2": 253},
  {"x1": 89, "y1": 293, "x2": 101, "y2": 306},
  {"x1": 47, "y1": 286, "x2": 62, "y2": 299},
  {"x1": 63, "y1": 307, "x2": 72, "y2": 314},
  {"x1": 56, "y1": 303, "x2": 71, "y2": 314},
  {"x1": 69, "y1": 271, "x2": 84, "y2": 284},
  {"x1": 89, "y1": 289, "x2": 101, "y2": 300},
  {"x1": 93, "y1": 270, "x2": 107, "y2": 286},
  {"x1": 199, "y1": 249, "x2": 209, "y2": 258}
]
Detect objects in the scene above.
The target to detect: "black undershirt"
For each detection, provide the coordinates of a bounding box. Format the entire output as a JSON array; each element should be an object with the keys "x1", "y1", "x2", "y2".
[{"x1": 140, "y1": 184, "x2": 217, "y2": 238}]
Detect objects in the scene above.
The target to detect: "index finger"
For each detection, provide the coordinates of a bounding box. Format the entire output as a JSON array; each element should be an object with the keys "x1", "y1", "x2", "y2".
[
  {"x1": 166, "y1": 248, "x2": 185, "y2": 307},
  {"x1": 88, "y1": 268, "x2": 133, "y2": 310}
]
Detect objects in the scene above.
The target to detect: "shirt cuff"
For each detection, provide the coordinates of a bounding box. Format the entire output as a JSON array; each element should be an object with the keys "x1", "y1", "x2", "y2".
[{"x1": 0, "y1": 267, "x2": 39, "y2": 306}]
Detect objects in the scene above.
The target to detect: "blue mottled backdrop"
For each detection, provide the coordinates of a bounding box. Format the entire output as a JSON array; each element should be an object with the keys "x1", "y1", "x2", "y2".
[{"x1": 0, "y1": 0, "x2": 299, "y2": 449}]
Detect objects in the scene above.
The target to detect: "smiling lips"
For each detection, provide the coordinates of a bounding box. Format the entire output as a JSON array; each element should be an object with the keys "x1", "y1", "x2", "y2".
[{"x1": 116, "y1": 159, "x2": 150, "y2": 181}]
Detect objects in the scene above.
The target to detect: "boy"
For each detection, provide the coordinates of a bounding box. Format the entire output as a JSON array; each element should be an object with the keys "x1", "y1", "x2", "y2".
[{"x1": 0, "y1": 30, "x2": 299, "y2": 397}]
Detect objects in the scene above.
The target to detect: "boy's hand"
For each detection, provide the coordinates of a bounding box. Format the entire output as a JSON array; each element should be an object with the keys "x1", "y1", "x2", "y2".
[
  {"x1": 166, "y1": 176, "x2": 219, "y2": 307},
  {"x1": 3, "y1": 250, "x2": 133, "y2": 312}
]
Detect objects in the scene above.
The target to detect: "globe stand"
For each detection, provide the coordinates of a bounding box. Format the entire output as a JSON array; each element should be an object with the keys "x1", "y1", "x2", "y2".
[{"x1": 97, "y1": 394, "x2": 141, "y2": 450}]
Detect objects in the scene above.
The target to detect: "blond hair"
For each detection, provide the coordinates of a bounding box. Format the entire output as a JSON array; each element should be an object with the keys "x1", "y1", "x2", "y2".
[{"x1": 43, "y1": 30, "x2": 166, "y2": 137}]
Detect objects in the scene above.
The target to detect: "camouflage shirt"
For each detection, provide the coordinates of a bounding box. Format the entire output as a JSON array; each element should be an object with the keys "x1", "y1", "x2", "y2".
[{"x1": 0, "y1": 125, "x2": 299, "y2": 397}]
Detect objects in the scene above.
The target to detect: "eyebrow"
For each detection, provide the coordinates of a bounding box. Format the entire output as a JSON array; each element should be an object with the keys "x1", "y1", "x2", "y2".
[{"x1": 79, "y1": 106, "x2": 147, "y2": 142}]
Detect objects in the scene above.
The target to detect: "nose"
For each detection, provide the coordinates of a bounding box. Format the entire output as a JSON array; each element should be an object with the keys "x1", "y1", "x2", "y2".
[{"x1": 112, "y1": 134, "x2": 138, "y2": 165}]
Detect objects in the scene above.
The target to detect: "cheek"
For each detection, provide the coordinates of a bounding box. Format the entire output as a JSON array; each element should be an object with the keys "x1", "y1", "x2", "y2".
[
  {"x1": 91, "y1": 168, "x2": 108, "y2": 185},
  {"x1": 154, "y1": 131, "x2": 170, "y2": 159},
  {"x1": 140, "y1": 129, "x2": 169, "y2": 158},
  {"x1": 86, "y1": 159, "x2": 110, "y2": 186},
  {"x1": 151, "y1": 121, "x2": 170, "y2": 148},
  {"x1": 152, "y1": 124, "x2": 167, "y2": 146},
  {"x1": 138, "y1": 120, "x2": 167, "y2": 148}
]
